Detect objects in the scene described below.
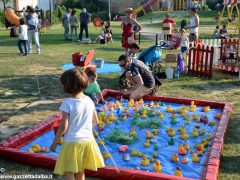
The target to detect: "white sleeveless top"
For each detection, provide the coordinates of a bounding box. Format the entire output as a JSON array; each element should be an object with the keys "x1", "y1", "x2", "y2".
[
  {"x1": 60, "y1": 96, "x2": 95, "y2": 142},
  {"x1": 189, "y1": 15, "x2": 199, "y2": 33}
]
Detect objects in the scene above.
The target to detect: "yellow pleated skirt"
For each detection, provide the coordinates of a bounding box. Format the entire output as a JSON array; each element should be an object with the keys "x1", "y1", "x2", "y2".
[{"x1": 54, "y1": 139, "x2": 105, "y2": 175}]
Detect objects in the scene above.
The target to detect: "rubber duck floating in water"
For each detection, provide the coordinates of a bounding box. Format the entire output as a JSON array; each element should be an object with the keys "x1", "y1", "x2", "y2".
[
  {"x1": 153, "y1": 160, "x2": 162, "y2": 173},
  {"x1": 129, "y1": 127, "x2": 136, "y2": 137},
  {"x1": 141, "y1": 155, "x2": 150, "y2": 166},
  {"x1": 166, "y1": 105, "x2": 173, "y2": 113},
  {"x1": 192, "y1": 153, "x2": 200, "y2": 163},
  {"x1": 192, "y1": 127, "x2": 199, "y2": 137},
  {"x1": 166, "y1": 127, "x2": 175, "y2": 137},
  {"x1": 152, "y1": 129, "x2": 159, "y2": 135},
  {"x1": 98, "y1": 138, "x2": 105, "y2": 146},
  {"x1": 144, "y1": 140, "x2": 151, "y2": 147},
  {"x1": 102, "y1": 152, "x2": 111, "y2": 159},
  {"x1": 178, "y1": 144, "x2": 187, "y2": 155},
  {"x1": 174, "y1": 167, "x2": 183, "y2": 177},
  {"x1": 158, "y1": 112, "x2": 164, "y2": 119},
  {"x1": 171, "y1": 154, "x2": 179, "y2": 162},
  {"x1": 202, "y1": 106, "x2": 211, "y2": 112},
  {"x1": 145, "y1": 131, "x2": 154, "y2": 139},
  {"x1": 109, "y1": 113, "x2": 117, "y2": 121},
  {"x1": 182, "y1": 157, "x2": 188, "y2": 164},
  {"x1": 189, "y1": 101, "x2": 196, "y2": 112},
  {"x1": 141, "y1": 110, "x2": 147, "y2": 119}
]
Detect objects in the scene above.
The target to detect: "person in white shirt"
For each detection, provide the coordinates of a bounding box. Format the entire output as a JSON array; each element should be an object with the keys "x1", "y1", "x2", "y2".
[
  {"x1": 50, "y1": 68, "x2": 104, "y2": 179},
  {"x1": 186, "y1": 7, "x2": 199, "y2": 42},
  {"x1": 180, "y1": 28, "x2": 188, "y2": 54},
  {"x1": 18, "y1": 18, "x2": 28, "y2": 56},
  {"x1": 25, "y1": 6, "x2": 40, "y2": 54}
]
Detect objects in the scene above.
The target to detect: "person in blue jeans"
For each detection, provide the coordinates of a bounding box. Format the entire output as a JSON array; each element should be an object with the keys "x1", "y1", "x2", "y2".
[
  {"x1": 25, "y1": 6, "x2": 40, "y2": 54},
  {"x1": 18, "y1": 18, "x2": 28, "y2": 56},
  {"x1": 79, "y1": 8, "x2": 90, "y2": 41}
]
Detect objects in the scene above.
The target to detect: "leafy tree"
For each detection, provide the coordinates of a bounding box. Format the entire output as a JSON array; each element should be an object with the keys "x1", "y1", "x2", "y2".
[{"x1": 0, "y1": 0, "x2": 12, "y2": 9}]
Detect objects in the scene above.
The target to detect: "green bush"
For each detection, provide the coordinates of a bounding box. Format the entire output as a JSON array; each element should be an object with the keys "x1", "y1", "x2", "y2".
[{"x1": 0, "y1": 9, "x2": 5, "y2": 27}]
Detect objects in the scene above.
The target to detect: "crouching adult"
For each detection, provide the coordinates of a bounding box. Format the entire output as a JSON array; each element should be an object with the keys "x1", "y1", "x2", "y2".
[{"x1": 118, "y1": 54, "x2": 155, "y2": 100}]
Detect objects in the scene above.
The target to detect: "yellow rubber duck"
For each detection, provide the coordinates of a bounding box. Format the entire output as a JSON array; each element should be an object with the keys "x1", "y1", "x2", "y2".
[
  {"x1": 115, "y1": 100, "x2": 121, "y2": 108},
  {"x1": 93, "y1": 130, "x2": 98, "y2": 137},
  {"x1": 106, "y1": 119, "x2": 112, "y2": 125},
  {"x1": 206, "y1": 134, "x2": 212, "y2": 141},
  {"x1": 166, "y1": 105, "x2": 173, "y2": 113},
  {"x1": 98, "y1": 138, "x2": 105, "y2": 146},
  {"x1": 199, "y1": 129, "x2": 206, "y2": 135},
  {"x1": 120, "y1": 115, "x2": 127, "y2": 121},
  {"x1": 174, "y1": 167, "x2": 183, "y2": 177},
  {"x1": 167, "y1": 128, "x2": 176, "y2": 137},
  {"x1": 150, "y1": 158, "x2": 155, "y2": 162},
  {"x1": 158, "y1": 112, "x2": 164, "y2": 119},
  {"x1": 178, "y1": 125, "x2": 185, "y2": 133},
  {"x1": 190, "y1": 101, "x2": 196, "y2": 111},
  {"x1": 181, "y1": 110, "x2": 187, "y2": 117},
  {"x1": 152, "y1": 152, "x2": 158, "y2": 158},
  {"x1": 150, "y1": 101, "x2": 154, "y2": 107},
  {"x1": 171, "y1": 154, "x2": 179, "y2": 162},
  {"x1": 201, "y1": 139, "x2": 208, "y2": 146},
  {"x1": 136, "y1": 152, "x2": 143, "y2": 157},
  {"x1": 180, "y1": 132, "x2": 189, "y2": 140},
  {"x1": 98, "y1": 121, "x2": 105, "y2": 130},
  {"x1": 109, "y1": 113, "x2": 117, "y2": 121},
  {"x1": 129, "y1": 128, "x2": 136, "y2": 137},
  {"x1": 192, "y1": 128, "x2": 199, "y2": 137},
  {"x1": 152, "y1": 129, "x2": 159, "y2": 135},
  {"x1": 134, "y1": 106, "x2": 139, "y2": 112},
  {"x1": 153, "y1": 160, "x2": 162, "y2": 173},
  {"x1": 192, "y1": 114, "x2": 199, "y2": 120},
  {"x1": 131, "y1": 148, "x2": 137, "y2": 156},
  {"x1": 192, "y1": 153, "x2": 200, "y2": 163},
  {"x1": 102, "y1": 152, "x2": 111, "y2": 159},
  {"x1": 141, "y1": 155, "x2": 150, "y2": 166},
  {"x1": 144, "y1": 140, "x2": 150, "y2": 147},
  {"x1": 178, "y1": 144, "x2": 187, "y2": 155},
  {"x1": 204, "y1": 106, "x2": 211, "y2": 112},
  {"x1": 28, "y1": 148, "x2": 35, "y2": 153},
  {"x1": 145, "y1": 131, "x2": 154, "y2": 139},
  {"x1": 142, "y1": 110, "x2": 147, "y2": 119}
]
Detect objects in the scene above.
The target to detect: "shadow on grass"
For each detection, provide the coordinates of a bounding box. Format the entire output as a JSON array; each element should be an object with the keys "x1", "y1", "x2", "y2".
[{"x1": 220, "y1": 156, "x2": 240, "y2": 174}]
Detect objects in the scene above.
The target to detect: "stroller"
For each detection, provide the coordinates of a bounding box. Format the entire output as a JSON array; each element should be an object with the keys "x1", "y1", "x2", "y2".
[{"x1": 119, "y1": 40, "x2": 167, "y2": 89}]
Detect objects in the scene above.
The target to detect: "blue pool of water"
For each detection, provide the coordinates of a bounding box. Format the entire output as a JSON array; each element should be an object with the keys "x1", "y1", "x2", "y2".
[{"x1": 21, "y1": 97, "x2": 222, "y2": 179}]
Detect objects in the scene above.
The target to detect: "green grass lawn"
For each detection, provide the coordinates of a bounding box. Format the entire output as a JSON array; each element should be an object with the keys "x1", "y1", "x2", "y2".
[{"x1": 0, "y1": 11, "x2": 240, "y2": 180}]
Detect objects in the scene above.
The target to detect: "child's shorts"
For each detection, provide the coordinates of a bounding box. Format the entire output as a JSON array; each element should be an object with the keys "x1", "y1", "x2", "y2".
[
  {"x1": 54, "y1": 139, "x2": 105, "y2": 175},
  {"x1": 181, "y1": 46, "x2": 188, "y2": 53}
]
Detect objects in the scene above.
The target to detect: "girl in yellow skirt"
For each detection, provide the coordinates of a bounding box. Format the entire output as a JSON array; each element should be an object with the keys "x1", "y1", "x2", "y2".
[{"x1": 50, "y1": 68, "x2": 105, "y2": 180}]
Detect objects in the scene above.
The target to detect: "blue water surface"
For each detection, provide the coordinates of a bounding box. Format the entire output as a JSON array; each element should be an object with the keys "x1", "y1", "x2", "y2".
[
  {"x1": 61, "y1": 62, "x2": 121, "y2": 74},
  {"x1": 21, "y1": 97, "x2": 222, "y2": 179}
]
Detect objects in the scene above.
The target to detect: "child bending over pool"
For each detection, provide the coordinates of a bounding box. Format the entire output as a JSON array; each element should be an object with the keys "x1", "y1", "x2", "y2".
[
  {"x1": 84, "y1": 69, "x2": 107, "y2": 105},
  {"x1": 50, "y1": 68, "x2": 104, "y2": 179}
]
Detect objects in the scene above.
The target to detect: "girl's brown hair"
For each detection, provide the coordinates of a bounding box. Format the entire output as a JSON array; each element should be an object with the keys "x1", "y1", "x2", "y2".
[{"x1": 60, "y1": 68, "x2": 88, "y2": 95}]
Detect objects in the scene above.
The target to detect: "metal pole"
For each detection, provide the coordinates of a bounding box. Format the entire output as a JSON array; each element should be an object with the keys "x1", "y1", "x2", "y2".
[
  {"x1": 49, "y1": 0, "x2": 52, "y2": 25},
  {"x1": 108, "y1": 0, "x2": 111, "y2": 21}
]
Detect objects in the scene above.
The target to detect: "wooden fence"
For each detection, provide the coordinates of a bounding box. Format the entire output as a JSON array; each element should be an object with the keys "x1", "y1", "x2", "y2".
[{"x1": 188, "y1": 44, "x2": 214, "y2": 78}]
